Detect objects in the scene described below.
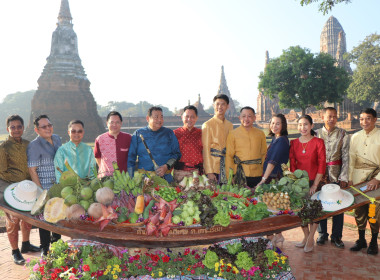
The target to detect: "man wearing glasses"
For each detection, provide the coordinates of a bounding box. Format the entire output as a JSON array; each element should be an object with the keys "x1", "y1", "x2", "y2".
[
  {"x1": 94, "y1": 111, "x2": 132, "y2": 178},
  {"x1": 0, "y1": 115, "x2": 40, "y2": 264},
  {"x1": 54, "y1": 120, "x2": 96, "y2": 181},
  {"x1": 27, "y1": 114, "x2": 62, "y2": 256}
]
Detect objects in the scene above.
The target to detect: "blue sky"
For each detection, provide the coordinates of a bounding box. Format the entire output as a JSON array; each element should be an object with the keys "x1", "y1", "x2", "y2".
[{"x1": 0, "y1": 0, "x2": 378, "y2": 111}]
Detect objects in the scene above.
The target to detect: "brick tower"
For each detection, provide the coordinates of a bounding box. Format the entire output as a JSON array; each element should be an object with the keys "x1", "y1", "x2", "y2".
[{"x1": 24, "y1": 0, "x2": 105, "y2": 142}]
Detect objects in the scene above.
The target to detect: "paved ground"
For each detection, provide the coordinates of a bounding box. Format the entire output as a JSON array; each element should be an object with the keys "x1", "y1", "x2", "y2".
[{"x1": 1, "y1": 217, "x2": 379, "y2": 280}]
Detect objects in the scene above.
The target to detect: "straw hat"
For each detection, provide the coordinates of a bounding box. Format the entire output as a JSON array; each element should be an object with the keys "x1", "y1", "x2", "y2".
[
  {"x1": 311, "y1": 184, "x2": 354, "y2": 212},
  {"x1": 4, "y1": 180, "x2": 43, "y2": 211}
]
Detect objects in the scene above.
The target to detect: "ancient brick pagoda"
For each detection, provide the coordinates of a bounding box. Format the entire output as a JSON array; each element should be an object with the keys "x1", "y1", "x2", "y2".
[
  {"x1": 25, "y1": 0, "x2": 105, "y2": 142},
  {"x1": 217, "y1": 66, "x2": 237, "y2": 118},
  {"x1": 257, "y1": 16, "x2": 359, "y2": 122}
]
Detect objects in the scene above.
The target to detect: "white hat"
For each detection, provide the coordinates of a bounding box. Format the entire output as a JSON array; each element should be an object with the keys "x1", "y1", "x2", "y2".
[
  {"x1": 311, "y1": 184, "x2": 354, "y2": 212},
  {"x1": 4, "y1": 180, "x2": 43, "y2": 212}
]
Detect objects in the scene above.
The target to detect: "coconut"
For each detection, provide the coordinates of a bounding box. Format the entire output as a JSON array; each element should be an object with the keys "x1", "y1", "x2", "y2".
[
  {"x1": 80, "y1": 187, "x2": 93, "y2": 200},
  {"x1": 88, "y1": 202, "x2": 103, "y2": 219},
  {"x1": 64, "y1": 194, "x2": 78, "y2": 206},
  {"x1": 101, "y1": 177, "x2": 114, "y2": 190},
  {"x1": 61, "y1": 186, "x2": 74, "y2": 199},
  {"x1": 95, "y1": 187, "x2": 115, "y2": 206},
  {"x1": 44, "y1": 197, "x2": 68, "y2": 223},
  {"x1": 90, "y1": 178, "x2": 102, "y2": 192},
  {"x1": 66, "y1": 204, "x2": 86, "y2": 220}
]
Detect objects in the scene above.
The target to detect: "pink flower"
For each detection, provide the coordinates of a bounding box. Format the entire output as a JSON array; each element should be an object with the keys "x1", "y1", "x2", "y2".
[{"x1": 33, "y1": 263, "x2": 39, "y2": 272}]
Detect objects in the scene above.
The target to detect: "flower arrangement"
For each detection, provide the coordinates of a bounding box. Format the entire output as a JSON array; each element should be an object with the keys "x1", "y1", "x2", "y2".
[{"x1": 28, "y1": 238, "x2": 292, "y2": 280}]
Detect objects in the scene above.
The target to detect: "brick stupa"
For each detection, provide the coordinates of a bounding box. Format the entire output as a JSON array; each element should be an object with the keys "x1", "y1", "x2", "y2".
[{"x1": 25, "y1": 0, "x2": 105, "y2": 142}]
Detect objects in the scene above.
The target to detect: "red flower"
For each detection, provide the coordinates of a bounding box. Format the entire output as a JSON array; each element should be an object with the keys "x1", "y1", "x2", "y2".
[
  {"x1": 284, "y1": 210, "x2": 288, "y2": 214},
  {"x1": 83, "y1": 265, "x2": 90, "y2": 272},
  {"x1": 253, "y1": 199, "x2": 258, "y2": 205},
  {"x1": 91, "y1": 273, "x2": 96, "y2": 277},
  {"x1": 184, "y1": 248, "x2": 190, "y2": 256},
  {"x1": 155, "y1": 186, "x2": 160, "y2": 191},
  {"x1": 232, "y1": 193, "x2": 243, "y2": 198},
  {"x1": 71, "y1": 268, "x2": 77, "y2": 274},
  {"x1": 51, "y1": 272, "x2": 58, "y2": 280},
  {"x1": 133, "y1": 254, "x2": 140, "y2": 261},
  {"x1": 195, "y1": 254, "x2": 200, "y2": 259},
  {"x1": 268, "y1": 266, "x2": 273, "y2": 270},
  {"x1": 150, "y1": 254, "x2": 160, "y2": 262},
  {"x1": 175, "y1": 187, "x2": 181, "y2": 193},
  {"x1": 191, "y1": 269, "x2": 195, "y2": 274},
  {"x1": 162, "y1": 255, "x2": 170, "y2": 263},
  {"x1": 244, "y1": 202, "x2": 249, "y2": 207}
]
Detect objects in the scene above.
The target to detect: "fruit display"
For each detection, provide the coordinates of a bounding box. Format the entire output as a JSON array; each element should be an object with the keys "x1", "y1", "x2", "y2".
[
  {"x1": 261, "y1": 192, "x2": 290, "y2": 210},
  {"x1": 29, "y1": 160, "x2": 305, "y2": 237}
]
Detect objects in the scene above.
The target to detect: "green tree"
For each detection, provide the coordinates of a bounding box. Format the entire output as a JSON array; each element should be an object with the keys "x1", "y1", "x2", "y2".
[
  {"x1": 299, "y1": 0, "x2": 352, "y2": 15},
  {"x1": 344, "y1": 33, "x2": 380, "y2": 105},
  {"x1": 258, "y1": 46, "x2": 350, "y2": 116}
]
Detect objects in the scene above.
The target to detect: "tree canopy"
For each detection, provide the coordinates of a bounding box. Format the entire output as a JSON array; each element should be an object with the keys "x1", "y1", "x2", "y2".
[
  {"x1": 258, "y1": 46, "x2": 350, "y2": 115},
  {"x1": 299, "y1": 0, "x2": 352, "y2": 15},
  {"x1": 344, "y1": 33, "x2": 380, "y2": 105}
]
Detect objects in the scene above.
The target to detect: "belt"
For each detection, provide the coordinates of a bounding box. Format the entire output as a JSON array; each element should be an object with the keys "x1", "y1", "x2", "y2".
[
  {"x1": 327, "y1": 160, "x2": 342, "y2": 166},
  {"x1": 210, "y1": 148, "x2": 227, "y2": 184},
  {"x1": 233, "y1": 155, "x2": 262, "y2": 186},
  {"x1": 174, "y1": 162, "x2": 203, "y2": 173}
]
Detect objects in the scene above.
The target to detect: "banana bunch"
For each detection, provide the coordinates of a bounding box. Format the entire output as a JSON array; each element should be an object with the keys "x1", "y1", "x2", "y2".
[{"x1": 112, "y1": 162, "x2": 142, "y2": 196}]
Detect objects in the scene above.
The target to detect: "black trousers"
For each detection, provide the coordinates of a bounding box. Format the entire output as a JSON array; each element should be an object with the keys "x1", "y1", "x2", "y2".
[
  {"x1": 39, "y1": 228, "x2": 61, "y2": 249},
  {"x1": 246, "y1": 176, "x2": 262, "y2": 189},
  {"x1": 317, "y1": 213, "x2": 344, "y2": 239}
]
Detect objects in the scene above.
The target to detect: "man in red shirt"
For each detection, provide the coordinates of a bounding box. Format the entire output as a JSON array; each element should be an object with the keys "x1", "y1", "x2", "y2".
[{"x1": 173, "y1": 105, "x2": 203, "y2": 182}]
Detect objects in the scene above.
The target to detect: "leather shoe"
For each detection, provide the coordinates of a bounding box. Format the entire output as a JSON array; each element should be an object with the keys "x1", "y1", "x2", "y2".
[
  {"x1": 331, "y1": 238, "x2": 345, "y2": 248},
  {"x1": 367, "y1": 241, "x2": 379, "y2": 255},
  {"x1": 316, "y1": 235, "x2": 328, "y2": 245},
  {"x1": 41, "y1": 247, "x2": 49, "y2": 257},
  {"x1": 21, "y1": 243, "x2": 41, "y2": 253},
  {"x1": 350, "y1": 239, "x2": 367, "y2": 251},
  {"x1": 12, "y1": 250, "x2": 25, "y2": 265}
]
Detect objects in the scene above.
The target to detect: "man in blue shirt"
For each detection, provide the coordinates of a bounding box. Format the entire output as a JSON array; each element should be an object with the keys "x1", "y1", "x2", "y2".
[
  {"x1": 54, "y1": 120, "x2": 96, "y2": 181},
  {"x1": 27, "y1": 115, "x2": 62, "y2": 257},
  {"x1": 128, "y1": 107, "x2": 181, "y2": 183}
]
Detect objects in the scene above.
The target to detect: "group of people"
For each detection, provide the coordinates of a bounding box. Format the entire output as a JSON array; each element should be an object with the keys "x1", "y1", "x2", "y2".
[{"x1": 0, "y1": 93, "x2": 379, "y2": 265}]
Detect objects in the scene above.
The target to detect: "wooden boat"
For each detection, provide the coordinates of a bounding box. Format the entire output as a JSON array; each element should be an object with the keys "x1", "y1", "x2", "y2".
[{"x1": 1, "y1": 181, "x2": 379, "y2": 248}]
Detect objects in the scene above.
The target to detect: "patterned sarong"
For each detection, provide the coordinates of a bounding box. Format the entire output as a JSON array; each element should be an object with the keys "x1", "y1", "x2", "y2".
[{"x1": 233, "y1": 155, "x2": 262, "y2": 186}]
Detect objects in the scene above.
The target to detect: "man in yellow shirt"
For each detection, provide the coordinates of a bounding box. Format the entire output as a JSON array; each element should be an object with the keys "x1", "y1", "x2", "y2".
[
  {"x1": 226, "y1": 107, "x2": 267, "y2": 188},
  {"x1": 0, "y1": 115, "x2": 40, "y2": 265},
  {"x1": 202, "y1": 94, "x2": 233, "y2": 184},
  {"x1": 348, "y1": 108, "x2": 380, "y2": 255}
]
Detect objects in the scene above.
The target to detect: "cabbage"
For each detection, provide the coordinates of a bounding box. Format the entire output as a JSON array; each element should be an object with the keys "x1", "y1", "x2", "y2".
[
  {"x1": 185, "y1": 216, "x2": 194, "y2": 226},
  {"x1": 172, "y1": 215, "x2": 181, "y2": 224}
]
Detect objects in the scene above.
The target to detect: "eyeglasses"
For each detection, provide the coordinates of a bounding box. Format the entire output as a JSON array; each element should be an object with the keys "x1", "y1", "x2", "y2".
[
  {"x1": 9, "y1": 125, "x2": 23, "y2": 131},
  {"x1": 70, "y1": 129, "x2": 83, "y2": 134},
  {"x1": 38, "y1": 124, "x2": 53, "y2": 130}
]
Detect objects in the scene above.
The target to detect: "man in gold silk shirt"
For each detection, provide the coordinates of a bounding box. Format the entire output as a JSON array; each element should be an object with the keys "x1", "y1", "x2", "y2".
[
  {"x1": 316, "y1": 107, "x2": 349, "y2": 248},
  {"x1": 226, "y1": 107, "x2": 267, "y2": 188},
  {"x1": 0, "y1": 115, "x2": 40, "y2": 265},
  {"x1": 348, "y1": 108, "x2": 380, "y2": 255},
  {"x1": 202, "y1": 94, "x2": 233, "y2": 183}
]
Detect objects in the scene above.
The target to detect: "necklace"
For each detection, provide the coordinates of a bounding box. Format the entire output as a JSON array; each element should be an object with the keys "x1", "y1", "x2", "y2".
[
  {"x1": 301, "y1": 142, "x2": 308, "y2": 154},
  {"x1": 300, "y1": 137, "x2": 312, "y2": 154}
]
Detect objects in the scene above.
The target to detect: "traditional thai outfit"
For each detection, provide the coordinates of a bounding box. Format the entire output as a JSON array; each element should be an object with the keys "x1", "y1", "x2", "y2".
[
  {"x1": 202, "y1": 116, "x2": 233, "y2": 183},
  {"x1": 289, "y1": 137, "x2": 326, "y2": 181},
  {"x1": 0, "y1": 136, "x2": 32, "y2": 249},
  {"x1": 27, "y1": 134, "x2": 62, "y2": 251},
  {"x1": 54, "y1": 141, "x2": 96, "y2": 182},
  {"x1": 263, "y1": 136, "x2": 290, "y2": 181},
  {"x1": 316, "y1": 126, "x2": 350, "y2": 240},
  {"x1": 173, "y1": 127, "x2": 203, "y2": 182},
  {"x1": 349, "y1": 127, "x2": 380, "y2": 232},
  {"x1": 225, "y1": 126, "x2": 267, "y2": 187},
  {"x1": 127, "y1": 126, "x2": 181, "y2": 183},
  {"x1": 94, "y1": 132, "x2": 131, "y2": 178}
]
